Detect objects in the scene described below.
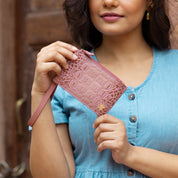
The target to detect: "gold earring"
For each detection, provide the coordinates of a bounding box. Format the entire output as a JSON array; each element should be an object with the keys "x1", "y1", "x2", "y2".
[{"x1": 146, "y1": 11, "x2": 150, "y2": 21}]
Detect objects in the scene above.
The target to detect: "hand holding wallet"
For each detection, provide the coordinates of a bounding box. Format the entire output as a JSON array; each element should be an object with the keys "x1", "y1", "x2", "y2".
[{"x1": 28, "y1": 49, "x2": 127, "y2": 127}]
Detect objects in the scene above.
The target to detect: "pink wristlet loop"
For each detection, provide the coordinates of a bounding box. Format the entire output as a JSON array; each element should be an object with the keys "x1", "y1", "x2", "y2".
[{"x1": 28, "y1": 82, "x2": 57, "y2": 127}]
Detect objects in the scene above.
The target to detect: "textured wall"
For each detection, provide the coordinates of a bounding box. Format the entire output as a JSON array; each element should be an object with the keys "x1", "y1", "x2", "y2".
[
  {"x1": 0, "y1": 0, "x2": 6, "y2": 161},
  {"x1": 167, "y1": 0, "x2": 178, "y2": 49},
  {"x1": 0, "y1": 0, "x2": 16, "y2": 162}
]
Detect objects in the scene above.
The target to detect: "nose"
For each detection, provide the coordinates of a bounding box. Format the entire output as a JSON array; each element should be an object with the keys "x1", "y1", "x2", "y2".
[{"x1": 103, "y1": 0, "x2": 119, "y2": 8}]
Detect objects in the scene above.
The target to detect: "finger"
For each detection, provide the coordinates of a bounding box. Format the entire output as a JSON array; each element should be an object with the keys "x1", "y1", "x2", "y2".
[
  {"x1": 97, "y1": 140, "x2": 116, "y2": 152},
  {"x1": 93, "y1": 114, "x2": 119, "y2": 129},
  {"x1": 37, "y1": 62, "x2": 62, "y2": 76},
  {"x1": 40, "y1": 41, "x2": 78, "y2": 54},
  {"x1": 37, "y1": 51, "x2": 68, "y2": 69},
  {"x1": 96, "y1": 131, "x2": 116, "y2": 146},
  {"x1": 94, "y1": 123, "x2": 115, "y2": 142},
  {"x1": 55, "y1": 41, "x2": 78, "y2": 52},
  {"x1": 38, "y1": 45, "x2": 78, "y2": 61}
]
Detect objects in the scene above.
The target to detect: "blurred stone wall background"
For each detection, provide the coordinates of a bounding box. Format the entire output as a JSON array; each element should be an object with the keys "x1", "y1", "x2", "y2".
[{"x1": 167, "y1": 0, "x2": 178, "y2": 48}]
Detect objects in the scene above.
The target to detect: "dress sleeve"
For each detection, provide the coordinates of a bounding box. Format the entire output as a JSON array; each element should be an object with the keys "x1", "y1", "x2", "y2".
[{"x1": 51, "y1": 86, "x2": 69, "y2": 124}]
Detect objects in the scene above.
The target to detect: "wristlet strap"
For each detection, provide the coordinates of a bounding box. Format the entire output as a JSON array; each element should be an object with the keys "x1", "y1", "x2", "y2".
[{"x1": 28, "y1": 82, "x2": 57, "y2": 127}]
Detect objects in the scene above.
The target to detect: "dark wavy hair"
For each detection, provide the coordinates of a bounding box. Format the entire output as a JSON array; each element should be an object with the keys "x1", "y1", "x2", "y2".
[{"x1": 63, "y1": 0, "x2": 170, "y2": 51}]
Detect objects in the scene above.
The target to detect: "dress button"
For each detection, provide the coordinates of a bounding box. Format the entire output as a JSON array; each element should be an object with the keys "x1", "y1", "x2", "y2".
[
  {"x1": 129, "y1": 94, "x2": 135, "y2": 100},
  {"x1": 127, "y1": 169, "x2": 134, "y2": 176},
  {"x1": 129, "y1": 116, "x2": 137, "y2": 123}
]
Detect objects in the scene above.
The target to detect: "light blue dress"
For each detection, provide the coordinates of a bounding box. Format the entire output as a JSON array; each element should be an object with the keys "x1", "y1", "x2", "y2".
[{"x1": 51, "y1": 48, "x2": 178, "y2": 178}]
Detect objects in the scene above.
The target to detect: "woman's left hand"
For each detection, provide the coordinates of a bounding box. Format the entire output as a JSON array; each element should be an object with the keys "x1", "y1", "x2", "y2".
[{"x1": 93, "y1": 114, "x2": 133, "y2": 164}]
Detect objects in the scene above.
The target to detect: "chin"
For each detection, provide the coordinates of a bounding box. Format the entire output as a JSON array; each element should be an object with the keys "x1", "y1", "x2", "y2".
[
  {"x1": 101, "y1": 30, "x2": 128, "y2": 37},
  {"x1": 99, "y1": 25, "x2": 141, "y2": 38},
  {"x1": 96, "y1": 25, "x2": 129, "y2": 36}
]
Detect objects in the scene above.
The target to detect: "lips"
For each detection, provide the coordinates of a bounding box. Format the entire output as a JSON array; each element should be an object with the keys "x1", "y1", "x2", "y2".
[{"x1": 101, "y1": 12, "x2": 123, "y2": 22}]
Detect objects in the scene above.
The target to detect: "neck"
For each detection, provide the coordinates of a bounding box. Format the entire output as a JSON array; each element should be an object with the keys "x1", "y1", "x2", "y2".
[{"x1": 96, "y1": 27, "x2": 152, "y2": 63}]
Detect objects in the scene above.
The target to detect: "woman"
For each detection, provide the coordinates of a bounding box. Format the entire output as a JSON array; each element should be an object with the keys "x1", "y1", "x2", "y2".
[{"x1": 29, "y1": 0, "x2": 178, "y2": 177}]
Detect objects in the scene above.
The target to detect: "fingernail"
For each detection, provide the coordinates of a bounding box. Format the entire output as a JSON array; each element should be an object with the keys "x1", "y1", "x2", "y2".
[
  {"x1": 73, "y1": 54, "x2": 78, "y2": 60},
  {"x1": 72, "y1": 46, "x2": 78, "y2": 51},
  {"x1": 84, "y1": 50, "x2": 94, "y2": 56},
  {"x1": 65, "y1": 63, "x2": 68, "y2": 69}
]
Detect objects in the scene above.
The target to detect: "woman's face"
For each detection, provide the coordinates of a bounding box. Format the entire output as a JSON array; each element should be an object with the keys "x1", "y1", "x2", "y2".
[{"x1": 89, "y1": 0, "x2": 148, "y2": 36}]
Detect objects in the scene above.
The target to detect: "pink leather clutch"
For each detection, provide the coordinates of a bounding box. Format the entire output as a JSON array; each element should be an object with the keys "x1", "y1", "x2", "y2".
[{"x1": 28, "y1": 49, "x2": 127, "y2": 126}]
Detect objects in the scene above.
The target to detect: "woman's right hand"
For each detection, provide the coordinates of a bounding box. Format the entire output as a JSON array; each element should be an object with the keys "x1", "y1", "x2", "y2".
[{"x1": 31, "y1": 41, "x2": 78, "y2": 95}]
